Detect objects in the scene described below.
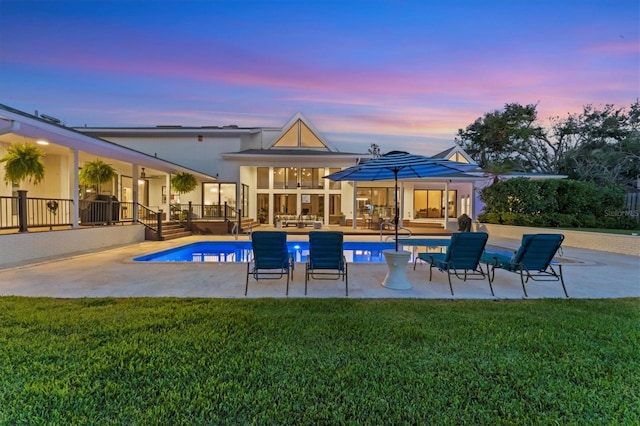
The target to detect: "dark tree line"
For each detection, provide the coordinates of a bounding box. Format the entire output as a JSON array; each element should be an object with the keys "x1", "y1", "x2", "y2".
[{"x1": 455, "y1": 102, "x2": 640, "y2": 189}]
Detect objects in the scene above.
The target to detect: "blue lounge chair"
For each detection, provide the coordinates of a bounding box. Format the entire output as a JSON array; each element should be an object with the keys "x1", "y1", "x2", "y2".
[
  {"x1": 413, "y1": 232, "x2": 492, "y2": 296},
  {"x1": 245, "y1": 231, "x2": 294, "y2": 295},
  {"x1": 482, "y1": 234, "x2": 568, "y2": 298},
  {"x1": 305, "y1": 231, "x2": 348, "y2": 296}
]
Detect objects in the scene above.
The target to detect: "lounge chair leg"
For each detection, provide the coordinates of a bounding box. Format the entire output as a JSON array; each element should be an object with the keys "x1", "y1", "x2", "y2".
[
  {"x1": 448, "y1": 272, "x2": 454, "y2": 296},
  {"x1": 286, "y1": 270, "x2": 290, "y2": 296},
  {"x1": 520, "y1": 272, "x2": 529, "y2": 297},
  {"x1": 558, "y1": 265, "x2": 569, "y2": 298},
  {"x1": 245, "y1": 263, "x2": 250, "y2": 296},
  {"x1": 345, "y1": 264, "x2": 349, "y2": 297}
]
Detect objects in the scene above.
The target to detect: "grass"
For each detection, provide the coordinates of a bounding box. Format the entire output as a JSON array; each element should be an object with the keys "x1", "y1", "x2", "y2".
[{"x1": 1, "y1": 297, "x2": 638, "y2": 425}]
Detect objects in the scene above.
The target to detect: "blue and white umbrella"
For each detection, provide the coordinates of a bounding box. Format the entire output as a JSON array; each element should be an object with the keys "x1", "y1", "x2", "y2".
[{"x1": 325, "y1": 151, "x2": 479, "y2": 251}]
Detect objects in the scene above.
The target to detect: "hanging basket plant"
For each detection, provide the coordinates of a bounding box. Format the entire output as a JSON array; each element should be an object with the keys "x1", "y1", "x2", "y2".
[
  {"x1": 0, "y1": 142, "x2": 46, "y2": 186},
  {"x1": 79, "y1": 159, "x2": 117, "y2": 194},
  {"x1": 171, "y1": 172, "x2": 198, "y2": 194}
]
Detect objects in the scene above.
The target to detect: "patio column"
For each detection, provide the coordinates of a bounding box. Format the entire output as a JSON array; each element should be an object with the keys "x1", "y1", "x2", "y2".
[
  {"x1": 444, "y1": 180, "x2": 450, "y2": 230},
  {"x1": 352, "y1": 181, "x2": 357, "y2": 229},
  {"x1": 133, "y1": 164, "x2": 139, "y2": 222},
  {"x1": 72, "y1": 149, "x2": 79, "y2": 228},
  {"x1": 399, "y1": 182, "x2": 404, "y2": 228},
  {"x1": 164, "y1": 174, "x2": 171, "y2": 215}
]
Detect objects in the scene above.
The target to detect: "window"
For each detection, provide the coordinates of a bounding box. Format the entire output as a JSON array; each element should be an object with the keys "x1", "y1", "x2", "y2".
[
  {"x1": 356, "y1": 187, "x2": 395, "y2": 218},
  {"x1": 413, "y1": 190, "x2": 457, "y2": 218},
  {"x1": 257, "y1": 167, "x2": 269, "y2": 189},
  {"x1": 257, "y1": 194, "x2": 269, "y2": 223},
  {"x1": 328, "y1": 168, "x2": 341, "y2": 189}
]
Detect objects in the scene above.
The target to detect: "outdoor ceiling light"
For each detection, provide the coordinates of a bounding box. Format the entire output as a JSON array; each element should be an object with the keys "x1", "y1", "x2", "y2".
[{"x1": 36, "y1": 140, "x2": 49, "y2": 145}]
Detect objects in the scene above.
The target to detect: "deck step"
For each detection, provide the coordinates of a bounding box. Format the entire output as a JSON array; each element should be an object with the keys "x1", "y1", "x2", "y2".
[{"x1": 160, "y1": 222, "x2": 192, "y2": 240}]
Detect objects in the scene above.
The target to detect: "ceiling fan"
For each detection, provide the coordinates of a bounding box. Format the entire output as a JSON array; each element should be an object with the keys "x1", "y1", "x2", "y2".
[{"x1": 139, "y1": 168, "x2": 164, "y2": 179}]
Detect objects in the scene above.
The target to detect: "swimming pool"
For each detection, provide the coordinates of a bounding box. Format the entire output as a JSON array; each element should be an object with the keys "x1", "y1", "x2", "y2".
[{"x1": 133, "y1": 240, "x2": 449, "y2": 263}]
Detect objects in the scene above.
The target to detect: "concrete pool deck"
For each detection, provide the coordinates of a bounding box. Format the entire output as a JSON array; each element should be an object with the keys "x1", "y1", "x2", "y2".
[{"x1": 0, "y1": 235, "x2": 638, "y2": 299}]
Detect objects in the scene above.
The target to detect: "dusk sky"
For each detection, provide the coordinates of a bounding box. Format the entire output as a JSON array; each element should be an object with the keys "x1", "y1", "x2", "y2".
[{"x1": 1, "y1": 0, "x2": 638, "y2": 154}]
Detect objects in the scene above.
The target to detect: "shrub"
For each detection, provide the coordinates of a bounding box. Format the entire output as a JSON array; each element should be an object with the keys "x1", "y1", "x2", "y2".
[{"x1": 480, "y1": 178, "x2": 629, "y2": 229}]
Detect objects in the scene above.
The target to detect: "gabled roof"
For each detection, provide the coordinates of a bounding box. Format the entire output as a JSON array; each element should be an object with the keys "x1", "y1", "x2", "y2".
[
  {"x1": 431, "y1": 145, "x2": 477, "y2": 164},
  {"x1": 268, "y1": 112, "x2": 337, "y2": 151}
]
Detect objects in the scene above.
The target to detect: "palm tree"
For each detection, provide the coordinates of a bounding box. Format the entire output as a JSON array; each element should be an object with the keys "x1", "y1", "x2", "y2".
[
  {"x1": 483, "y1": 161, "x2": 514, "y2": 186},
  {"x1": 79, "y1": 159, "x2": 116, "y2": 194},
  {"x1": 0, "y1": 142, "x2": 45, "y2": 186}
]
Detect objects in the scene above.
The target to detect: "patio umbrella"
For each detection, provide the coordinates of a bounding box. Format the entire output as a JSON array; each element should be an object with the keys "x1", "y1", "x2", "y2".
[{"x1": 325, "y1": 151, "x2": 479, "y2": 251}]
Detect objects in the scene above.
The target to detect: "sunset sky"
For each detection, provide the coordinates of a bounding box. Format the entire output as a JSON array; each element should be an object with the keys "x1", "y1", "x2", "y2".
[{"x1": 1, "y1": 0, "x2": 638, "y2": 154}]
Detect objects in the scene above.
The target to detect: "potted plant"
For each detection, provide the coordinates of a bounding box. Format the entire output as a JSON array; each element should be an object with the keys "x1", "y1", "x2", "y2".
[
  {"x1": 79, "y1": 159, "x2": 116, "y2": 194},
  {"x1": 339, "y1": 212, "x2": 346, "y2": 226},
  {"x1": 274, "y1": 215, "x2": 283, "y2": 228},
  {"x1": 78, "y1": 159, "x2": 119, "y2": 223},
  {"x1": 1, "y1": 142, "x2": 46, "y2": 232},
  {"x1": 170, "y1": 172, "x2": 198, "y2": 222},
  {"x1": 170, "y1": 172, "x2": 198, "y2": 194},
  {"x1": 1, "y1": 142, "x2": 45, "y2": 187}
]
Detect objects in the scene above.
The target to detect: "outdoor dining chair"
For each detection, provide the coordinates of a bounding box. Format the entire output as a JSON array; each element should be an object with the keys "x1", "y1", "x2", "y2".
[
  {"x1": 481, "y1": 233, "x2": 568, "y2": 298},
  {"x1": 305, "y1": 231, "x2": 348, "y2": 296},
  {"x1": 414, "y1": 232, "x2": 492, "y2": 296},
  {"x1": 245, "y1": 231, "x2": 294, "y2": 296}
]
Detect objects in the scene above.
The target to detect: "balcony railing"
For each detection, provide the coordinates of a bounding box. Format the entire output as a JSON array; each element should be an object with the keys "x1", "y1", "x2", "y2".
[{"x1": 1, "y1": 192, "x2": 238, "y2": 234}]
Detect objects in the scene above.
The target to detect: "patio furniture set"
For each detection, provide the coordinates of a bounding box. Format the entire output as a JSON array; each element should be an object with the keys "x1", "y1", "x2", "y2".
[
  {"x1": 245, "y1": 230, "x2": 568, "y2": 298},
  {"x1": 276, "y1": 214, "x2": 323, "y2": 228}
]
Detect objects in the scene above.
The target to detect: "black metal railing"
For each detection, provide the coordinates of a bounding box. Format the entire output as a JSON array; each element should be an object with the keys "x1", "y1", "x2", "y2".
[
  {"x1": 0, "y1": 191, "x2": 166, "y2": 234},
  {"x1": 1, "y1": 194, "x2": 74, "y2": 230},
  {"x1": 1, "y1": 192, "x2": 239, "y2": 234},
  {"x1": 0, "y1": 195, "x2": 19, "y2": 229},
  {"x1": 137, "y1": 204, "x2": 162, "y2": 235}
]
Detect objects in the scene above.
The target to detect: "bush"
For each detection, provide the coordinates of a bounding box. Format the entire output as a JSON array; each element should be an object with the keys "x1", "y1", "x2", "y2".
[{"x1": 479, "y1": 178, "x2": 629, "y2": 229}]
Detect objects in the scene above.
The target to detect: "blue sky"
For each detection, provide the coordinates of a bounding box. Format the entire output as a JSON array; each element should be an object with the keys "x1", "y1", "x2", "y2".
[{"x1": 1, "y1": 0, "x2": 638, "y2": 154}]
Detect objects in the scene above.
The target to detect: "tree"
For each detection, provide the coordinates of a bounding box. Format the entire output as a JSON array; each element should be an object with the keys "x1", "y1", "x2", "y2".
[
  {"x1": 171, "y1": 172, "x2": 197, "y2": 194},
  {"x1": 0, "y1": 142, "x2": 45, "y2": 186},
  {"x1": 555, "y1": 103, "x2": 640, "y2": 187},
  {"x1": 456, "y1": 101, "x2": 640, "y2": 187},
  {"x1": 455, "y1": 103, "x2": 551, "y2": 172},
  {"x1": 79, "y1": 159, "x2": 117, "y2": 194}
]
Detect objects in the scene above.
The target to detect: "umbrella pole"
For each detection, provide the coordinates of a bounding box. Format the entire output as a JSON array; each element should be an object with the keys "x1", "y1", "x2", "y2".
[{"x1": 394, "y1": 172, "x2": 399, "y2": 251}]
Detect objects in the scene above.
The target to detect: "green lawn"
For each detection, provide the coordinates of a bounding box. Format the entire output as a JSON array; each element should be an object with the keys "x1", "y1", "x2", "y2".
[{"x1": 1, "y1": 297, "x2": 638, "y2": 425}]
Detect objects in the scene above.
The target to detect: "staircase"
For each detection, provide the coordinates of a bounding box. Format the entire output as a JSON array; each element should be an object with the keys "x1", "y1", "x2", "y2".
[
  {"x1": 161, "y1": 222, "x2": 192, "y2": 240},
  {"x1": 239, "y1": 217, "x2": 260, "y2": 234}
]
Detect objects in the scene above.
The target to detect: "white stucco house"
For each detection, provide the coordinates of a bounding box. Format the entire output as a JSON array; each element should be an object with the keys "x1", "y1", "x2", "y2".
[
  {"x1": 78, "y1": 112, "x2": 480, "y2": 229},
  {"x1": 0, "y1": 103, "x2": 484, "y2": 266}
]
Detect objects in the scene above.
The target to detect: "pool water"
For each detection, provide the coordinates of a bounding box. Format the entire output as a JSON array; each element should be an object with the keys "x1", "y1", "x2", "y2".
[
  {"x1": 132, "y1": 240, "x2": 549, "y2": 265},
  {"x1": 133, "y1": 241, "x2": 448, "y2": 263}
]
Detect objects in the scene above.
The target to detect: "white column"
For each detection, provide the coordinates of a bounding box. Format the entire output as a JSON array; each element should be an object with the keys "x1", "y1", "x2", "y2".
[
  {"x1": 399, "y1": 182, "x2": 404, "y2": 228},
  {"x1": 72, "y1": 149, "x2": 79, "y2": 228},
  {"x1": 352, "y1": 181, "x2": 358, "y2": 229},
  {"x1": 133, "y1": 164, "x2": 139, "y2": 222},
  {"x1": 165, "y1": 173, "x2": 171, "y2": 214},
  {"x1": 443, "y1": 181, "x2": 450, "y2": 230}
]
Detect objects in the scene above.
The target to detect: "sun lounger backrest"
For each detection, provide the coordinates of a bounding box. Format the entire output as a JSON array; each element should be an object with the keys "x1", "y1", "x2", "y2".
[
  {"x1": 308, "y1": 231, "x2": 343, "y2": 269},
  {"x1": 251, "y1": 231, "x2": 289, "y2": 269},
  {"x1": 513, "y1": 234, "x2": 564, "y2": 271},
  {"x1": 444, "y1": 232, "x2": 488, "y2": 269}
]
